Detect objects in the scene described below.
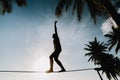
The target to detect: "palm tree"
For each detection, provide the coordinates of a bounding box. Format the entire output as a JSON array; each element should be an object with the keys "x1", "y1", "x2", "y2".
[
  {"x1": 84, "y1": 37, "x2": 107, "y2": 80},
  {"x1": 84, "y1": 37, "x2": 108, "y2": 64},
  {"x1": 0, "y1": 0, "x2": 26, "y2": 15},
  {"x1": 84, "y1": 37, "x2": 120, "y2": 80},
  {"x1": 55, "y1": 0, "x2": 120, "y2": 26},
  {"x1": 98, "y1": 54, "x2": 120, "y2": 80},
  {"x1": 105, "y1": 26, "x2": 120, "y2": 54}
]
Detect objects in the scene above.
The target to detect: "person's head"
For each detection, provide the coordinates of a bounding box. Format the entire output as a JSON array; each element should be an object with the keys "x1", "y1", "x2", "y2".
[{"x1": 52, "y1": 33, "x2": 57, "y2": 39}]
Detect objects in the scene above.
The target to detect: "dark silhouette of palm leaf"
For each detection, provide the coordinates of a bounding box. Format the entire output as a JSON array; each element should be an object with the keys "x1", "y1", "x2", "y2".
[
  {"x1": 0, "y1": 0, "x2": 12, "y2": 15},
  {"x1": 108, "y1": 41, "x2": 117, "y2": 51},
  {"x1": 56, "y1": 0, "x2": 120, "y2": 26},
  {"x1": 56, "y1": 0, "x2": 105, "y2": 23},
  {"x1": 76, "y1": 0, "x2": 86, "y2": 21},
  {"x1": 0, "y1": 0, "x2": 26, "y2": 15},
  {"x1": 15, "y1": 0, "x2": 27, "y2": 7},
  {"x1": 115, "y1": 41, "x2": 120, "y2": 53},
  {"x1": 72, "y1": 0, "x2": 77, "y2": 14},
  {"x1": 105, "y1": 26, "x2": 120, "y2": 54},
  {"x1": 55, "y1": 0, "x2": 67, "y2": 17},
  {"x1": 86, "y1": 0, "x2": 103, "y2": 23},
  {"x1": 66, "y1": 0, "x2": 73, "y2": 11}
]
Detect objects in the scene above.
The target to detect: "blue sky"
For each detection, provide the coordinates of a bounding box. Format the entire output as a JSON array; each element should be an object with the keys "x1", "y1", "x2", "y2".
[{"x1": 0, "y1": 0, "x2": 120, "y2": 80}]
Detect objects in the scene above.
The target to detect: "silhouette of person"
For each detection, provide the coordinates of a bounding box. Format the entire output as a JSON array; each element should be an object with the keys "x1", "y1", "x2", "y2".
[{"x1": 47, "y1": 21, "x2": 66, "y2": 73}]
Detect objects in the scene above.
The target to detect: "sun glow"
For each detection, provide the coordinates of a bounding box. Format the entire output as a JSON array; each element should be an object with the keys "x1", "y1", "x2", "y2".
[
  {"x1": 31, "y1": 56, "x2": 56, "y2": 80},
  {"x1": 33, "y1": 56, "x2": 49, "y2": 71}
]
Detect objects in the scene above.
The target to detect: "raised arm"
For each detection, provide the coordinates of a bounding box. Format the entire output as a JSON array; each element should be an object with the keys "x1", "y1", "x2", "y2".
[{"x1": 54, "y1": 20, "x2": 58, "y2": 35}]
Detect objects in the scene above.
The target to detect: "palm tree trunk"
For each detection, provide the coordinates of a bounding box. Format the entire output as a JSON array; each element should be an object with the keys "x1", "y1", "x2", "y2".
[
  {"x1": 100, "y1": 0, "x2": 120, "y2": 27},
  {"x1": 97, "y1": 70, "x2": 103, "y2": 80}
]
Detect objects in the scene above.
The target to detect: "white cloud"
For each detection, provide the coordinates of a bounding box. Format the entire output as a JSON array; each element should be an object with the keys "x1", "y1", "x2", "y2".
[
  {"x1": 101, "y1": 8, "x2": 120, "y2": 35},
  {"x1": 101, "y1": 18, "x2": 112, "y2": 35}
]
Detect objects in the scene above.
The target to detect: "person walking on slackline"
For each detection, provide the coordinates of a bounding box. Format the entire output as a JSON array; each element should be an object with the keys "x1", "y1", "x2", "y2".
[{"x1": 47, "y1": 20, "x2": 66, "y2": 73}]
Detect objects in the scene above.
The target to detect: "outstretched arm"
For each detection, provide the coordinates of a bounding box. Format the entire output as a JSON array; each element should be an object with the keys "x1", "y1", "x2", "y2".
[{"x1": 54, "y1": 20, "x2": 58, "y2": 35}]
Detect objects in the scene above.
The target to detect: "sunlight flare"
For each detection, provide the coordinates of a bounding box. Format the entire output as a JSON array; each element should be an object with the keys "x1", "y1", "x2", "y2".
[{"x1": 33, "y1": 56, "x2": 49, "y2": 71}]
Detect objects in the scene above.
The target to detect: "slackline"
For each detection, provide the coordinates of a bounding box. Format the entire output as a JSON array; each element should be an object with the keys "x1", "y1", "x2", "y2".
[{"x1": 0, "y1": 68, "x2": 100, "y2": 73}]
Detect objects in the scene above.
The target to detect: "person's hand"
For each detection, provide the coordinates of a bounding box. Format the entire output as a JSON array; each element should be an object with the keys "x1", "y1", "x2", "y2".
[{"x1": 54, "y1": 20, "x2": 57, "y2": 24}]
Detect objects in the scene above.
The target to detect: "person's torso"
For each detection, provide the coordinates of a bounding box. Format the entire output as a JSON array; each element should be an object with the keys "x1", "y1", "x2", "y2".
[{"x1": 53, "y1": 37, "x2": 61, "y2": 51}]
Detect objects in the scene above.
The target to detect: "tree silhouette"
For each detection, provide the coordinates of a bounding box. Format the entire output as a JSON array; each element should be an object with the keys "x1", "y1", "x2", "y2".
[
  {"x1": 99, "y1": 54, "x2": 120, "y2": 80},
  {"x1": 84, "y1": 37, "x2": 108, "y2": 65},
  {"x1": 55, "y1": 0, "x2": 120, "y2": 26},
  {"x1": 0, "y1": 0, "x2": 26, "y2": 15},
  {"x1": 84, "y1": 37, "x2": 120, "y2": 80},
  {"x1": 105, "y1": 26, "x2": 120, "y2": 54}
]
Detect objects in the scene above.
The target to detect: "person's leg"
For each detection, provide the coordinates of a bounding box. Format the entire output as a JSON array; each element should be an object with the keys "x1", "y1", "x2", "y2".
[
  {"x1": 47, "y1": 53, "x2": 54, "y2": 73},
  {"x1": 49, "y1": 55, "x2": 54, "y2": 71},
  {"x1": 54, "y1": 56, "x2": 66, "y2": 72}
]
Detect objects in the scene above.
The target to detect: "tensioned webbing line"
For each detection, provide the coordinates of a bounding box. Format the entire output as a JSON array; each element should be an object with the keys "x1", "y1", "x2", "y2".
[{"x1": 0, "y1": 68, "x2": 100, "y2": 73}]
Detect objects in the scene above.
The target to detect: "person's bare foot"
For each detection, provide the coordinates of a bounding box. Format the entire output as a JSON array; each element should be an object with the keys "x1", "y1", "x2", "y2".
[{"x1": 46, "y1": 69, "x2": 53, "y2": 73}]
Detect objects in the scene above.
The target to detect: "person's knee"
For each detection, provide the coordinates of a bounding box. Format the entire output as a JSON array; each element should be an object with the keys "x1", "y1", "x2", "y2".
[
  {"x1": 49, "y1": 55, "x2": 53, "y2": 59},
  {"x1": 54, "y1": 58, "x2": 59, "y2": 61}
]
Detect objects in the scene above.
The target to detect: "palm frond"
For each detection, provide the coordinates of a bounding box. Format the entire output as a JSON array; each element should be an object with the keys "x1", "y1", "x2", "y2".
[
  {"x1": 85, "y1": 44, "x2": 92, "y2": 48},
  {"x1": 76, "y1": 0, "x2": 86, "y2": 21},
  {"x1": 115, "y1": 41, "x2": 120, "y2": 54},
  {"x1": 105, "y1": 26, "x2": 120, "y2": 54},
  {"x1": 72, "y1": 0, "x2": 77, "y2": 15},
  {"x1": 86, "y1": 0, "x2": 103, "y2": 23},
  {"x1": 0, "y1": 0, "x2": 26, "y2": 15},
  {"x1": 56, "y1": 0, "x2": 119, "y2": 25},
  {"x1": 66, "y1": 0, "x2": 73, "y2": 11},
  {"x1": 108, "y1": 40, "x2": 117, "y2": 51},
  {"x1": 84, "y1": 48, "x2": 92, "y2": 51},
  {"x1": 55, "y1": 0, "x2": 67, "y2": 17},
  {"x1": 0, "y1": 0, "x2": 12, "y2": 15},
  {"x1": 104, "y1": 34, "x2": 113, "y2": 38},
  {"x1": 15, "y1": 0, "x2": 27, "y2": 7}
]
